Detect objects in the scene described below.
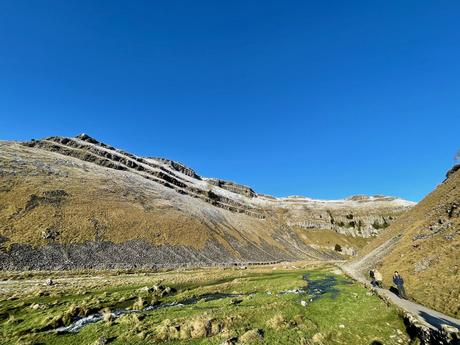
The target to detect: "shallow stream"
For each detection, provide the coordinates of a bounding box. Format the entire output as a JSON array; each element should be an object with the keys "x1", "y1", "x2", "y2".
[{"x1": 55, "y1": 273, "x2": 351, "y2": 334}]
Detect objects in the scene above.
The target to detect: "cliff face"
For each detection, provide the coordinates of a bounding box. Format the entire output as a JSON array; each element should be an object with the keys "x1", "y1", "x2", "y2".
[{"x1": 0, "y1": 134, "x2": 414, "y2": 269}]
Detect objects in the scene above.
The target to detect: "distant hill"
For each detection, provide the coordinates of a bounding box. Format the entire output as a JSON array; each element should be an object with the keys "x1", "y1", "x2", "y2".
[
  {"x1": 348, "y1": 165, "x2": 460, "y2": 318},
  {"x1": 0, "y1": 134, "x2": 413, "y2": 270}
]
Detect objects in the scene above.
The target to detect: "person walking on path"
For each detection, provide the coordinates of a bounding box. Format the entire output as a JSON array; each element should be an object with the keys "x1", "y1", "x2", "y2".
[
  {"x1": 369, "y1": 269, "x2": 383, "y2": 288},
  {"x1": 369, "y1": 269, "x2": 376, "y2": 286},
  {"x1": 392, "y1": 271, "x2": 407, "y2": 299},
  {"x1": 373, "y1": 269, "x2": 383, "y2": 288}
]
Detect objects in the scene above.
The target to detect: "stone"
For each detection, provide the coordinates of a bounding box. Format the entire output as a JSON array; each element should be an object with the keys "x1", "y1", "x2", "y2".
[
  {"x1": 414, "y1": 257, "x2": 433, "y2": 272},
  {"x1": 239, "y1": 329, "x2": 264, "y2": 343},
  {"x1": 300, "y1": 300, "x2": 308, "y2": 307}
]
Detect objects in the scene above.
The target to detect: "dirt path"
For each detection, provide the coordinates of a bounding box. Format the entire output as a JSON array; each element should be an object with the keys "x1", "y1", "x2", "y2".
[{"x1": 340, "y1": 263, "x2": 460, "y2": 331}]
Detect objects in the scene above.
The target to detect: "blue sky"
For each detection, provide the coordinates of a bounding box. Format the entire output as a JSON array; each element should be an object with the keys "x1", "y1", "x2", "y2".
[{"x1": 0, "y1": 1, "x2": 459, "y2": 201}]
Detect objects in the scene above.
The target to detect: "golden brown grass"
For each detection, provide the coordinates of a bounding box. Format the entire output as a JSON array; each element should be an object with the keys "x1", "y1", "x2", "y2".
[{"x1": 356, "y1": 168, "x2": 460, "y2": 317}]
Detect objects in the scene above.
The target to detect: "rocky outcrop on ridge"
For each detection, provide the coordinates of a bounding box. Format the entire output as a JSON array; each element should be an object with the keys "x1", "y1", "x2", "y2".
[
  {"x1": 206, "y1": 178, "x2": 256, "y2": 198},
  {"x1": 23, "y1": 135, "x2": 265, "y2": 218}
]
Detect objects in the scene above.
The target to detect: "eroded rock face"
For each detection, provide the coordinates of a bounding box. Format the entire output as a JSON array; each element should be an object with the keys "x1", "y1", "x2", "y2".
[
  {"x1": 286, "y1": 210, "x2": 395, "y2": 237},
  {"x1": 23, "y1": 135, "x2": 265, "y2": 218},
  {"x1": 206, "y1": 178, "x2": 256, "y2": 198}
]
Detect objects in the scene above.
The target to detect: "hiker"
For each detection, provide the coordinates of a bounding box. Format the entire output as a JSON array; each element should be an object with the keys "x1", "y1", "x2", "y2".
[
  {"x1": 369, "y1": 269, "x2": 383, "y2": 288},
  {"x1": 369, "y1": 269, "x2": 377, "y2": 287},
  {"x1": 392, "y1": 271, "x2": 407, "y2": 299},
  {"x1": 373, "y1": 269, "x2": 383, "y2": 288}
]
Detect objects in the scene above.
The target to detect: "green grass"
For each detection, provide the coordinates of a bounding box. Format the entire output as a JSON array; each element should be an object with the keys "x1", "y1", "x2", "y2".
[{"x1": 0, "y1": 265, "x2": 409, "y2": 344}]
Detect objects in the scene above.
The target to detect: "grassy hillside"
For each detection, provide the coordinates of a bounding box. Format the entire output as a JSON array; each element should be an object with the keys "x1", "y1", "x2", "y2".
[{"x1": 353, "y1": 166, "x2": 460, "y2": 317}]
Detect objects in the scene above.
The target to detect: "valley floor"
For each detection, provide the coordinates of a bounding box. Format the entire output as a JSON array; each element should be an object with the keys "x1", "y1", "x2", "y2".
[{"x1": 0, "y1": 263, "x2": 411, "y2": 345}]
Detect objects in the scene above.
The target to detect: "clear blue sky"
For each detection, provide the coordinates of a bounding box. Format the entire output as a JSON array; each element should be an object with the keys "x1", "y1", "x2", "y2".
[{"x1": 0, "y1": 1, "x2": 459, "y2": 202}]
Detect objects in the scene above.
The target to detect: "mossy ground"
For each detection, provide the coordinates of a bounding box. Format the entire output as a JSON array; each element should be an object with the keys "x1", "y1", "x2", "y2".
[{"x1": 0, "y1": 264, "x2": 410, "y2": 344}]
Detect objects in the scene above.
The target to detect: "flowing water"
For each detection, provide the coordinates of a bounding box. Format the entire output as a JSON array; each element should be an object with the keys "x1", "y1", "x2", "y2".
[
  {"x1": 55, "y1": 273, "x2": 351, "y2": 334},
  {"x1": 55, "y1": 293, "x2": 244, "y2": 333}
]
